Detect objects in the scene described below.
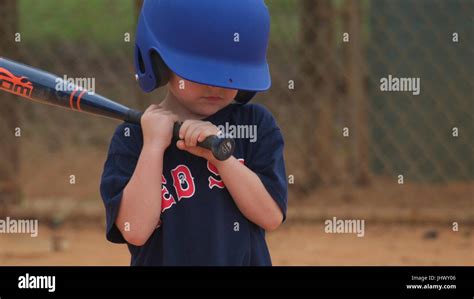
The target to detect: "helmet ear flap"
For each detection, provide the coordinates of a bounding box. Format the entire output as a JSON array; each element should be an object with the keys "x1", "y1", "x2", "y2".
[
  {"x1": 150, "y1": 51, "x2": 170, "y2": 88},
  {"x1": 134, "y1": 45, "x2": 170, "y2": 92}
]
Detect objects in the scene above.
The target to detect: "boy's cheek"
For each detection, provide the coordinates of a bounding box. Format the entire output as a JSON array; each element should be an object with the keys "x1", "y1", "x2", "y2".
[
  {"x1": 170, "y1": 85, "x2": 201, "y2": 101},
  {"x1": 180, "y1": 79, "x2": 205, "y2": 94},
  {"x1": 178, "y1": 84, "x2": 206, "y2": 99}
]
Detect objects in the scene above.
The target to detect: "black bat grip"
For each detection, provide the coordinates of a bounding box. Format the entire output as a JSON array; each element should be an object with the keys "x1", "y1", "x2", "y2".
[
  {"x1": 173, "y1": 122, "x2": 235, "y2": 161},
  {"x1": 125, "y1": 109, "x2": 234, "y2": 161}
]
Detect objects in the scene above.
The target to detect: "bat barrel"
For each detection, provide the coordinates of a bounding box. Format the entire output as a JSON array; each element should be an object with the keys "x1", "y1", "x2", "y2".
[
  {"x1": 0, "y1": 57, "x2": 234, "y2": 160},
  {"x1": 0, "y1": 57, "x2": 135, "y2": 122}
]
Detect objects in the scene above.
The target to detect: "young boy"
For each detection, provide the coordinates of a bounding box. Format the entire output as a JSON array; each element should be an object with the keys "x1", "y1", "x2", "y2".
[{"x1": 100, "y1": 0, "x2": 287, "y2": 266}]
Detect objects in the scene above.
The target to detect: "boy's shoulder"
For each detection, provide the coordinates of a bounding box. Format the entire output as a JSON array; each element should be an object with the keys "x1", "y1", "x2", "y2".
[
  {"x1": 108, "y1": 122, "x2": 143, "y2": 156},
  {"x1": 113, "y1": 121, "x2": 143, "y2": 142},
  {"x1": 114, "y1": 121, "x2": 142, "y2": 135}
]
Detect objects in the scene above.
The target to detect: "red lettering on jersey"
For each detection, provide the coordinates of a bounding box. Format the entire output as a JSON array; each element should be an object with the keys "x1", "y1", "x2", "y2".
[
  {"x1": 171, "y1": 165, "x2": 195, "y2": 201},
  {"x1": 207, "y1": 159, "x2": 244, "y2": 189},
  {"x1": 161, "y1": 175, "x2": 176, "y2": 212},
  {"x1": 207, "y1": 161, "x2": 225, "y2": 189},
  {"x1": 209, "y1": 175, "x2": 225, "y2": 189}
]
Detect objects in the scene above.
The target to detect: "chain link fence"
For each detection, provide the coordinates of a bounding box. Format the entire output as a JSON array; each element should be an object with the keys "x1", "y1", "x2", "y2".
[{"x1": 0, "y1": 0, "x2": 472, "y2": 222}]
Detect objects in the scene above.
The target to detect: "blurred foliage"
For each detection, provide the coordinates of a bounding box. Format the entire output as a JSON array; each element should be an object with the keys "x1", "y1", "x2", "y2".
[
  {"x1": 20, "y1": 0, "x2": 302, "y2": 46},
  {"x1": 20, "y1": 0, "x2": 135, "y2": 46}
]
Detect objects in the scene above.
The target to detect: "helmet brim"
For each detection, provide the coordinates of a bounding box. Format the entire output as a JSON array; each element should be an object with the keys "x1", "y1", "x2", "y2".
[{"x1": 156, "y1": 46, "x2": 271, "y2": 92}]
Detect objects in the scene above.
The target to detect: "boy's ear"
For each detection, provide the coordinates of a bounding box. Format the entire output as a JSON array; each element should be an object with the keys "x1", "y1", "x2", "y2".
[{"x1": 150, "y1": 51, "x2": 170, "y2": 88}]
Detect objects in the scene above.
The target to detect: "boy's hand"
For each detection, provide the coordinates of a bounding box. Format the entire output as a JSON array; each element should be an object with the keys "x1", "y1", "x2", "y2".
[
  {"x1": 141, "y1": 104, "x2": 179, "y2": 150},
  {"x1": 177, "y1": 120, "x2": 221, "y2": 162}
]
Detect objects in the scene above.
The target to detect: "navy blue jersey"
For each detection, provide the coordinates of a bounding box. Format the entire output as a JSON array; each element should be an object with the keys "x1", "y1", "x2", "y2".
[{"x1": 100, "y1": 103, "x2": 287, "y2": 266}]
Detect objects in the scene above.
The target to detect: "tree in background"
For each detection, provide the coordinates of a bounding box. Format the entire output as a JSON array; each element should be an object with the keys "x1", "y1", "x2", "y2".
[
  {"x1": 343, "y1": 0, "x2": 370, "y2": 185},
  {"x1": 300, "y1": 0, "x2": 338, "y2": 188},
  {"x1": 299, "y1": 0, "x2": 370, "y2": 190}
]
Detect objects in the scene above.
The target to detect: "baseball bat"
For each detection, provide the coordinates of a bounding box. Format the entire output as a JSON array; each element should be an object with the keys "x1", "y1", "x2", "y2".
[{"x1": 0, "y1": 57, "x2": 234, "y2": 161}]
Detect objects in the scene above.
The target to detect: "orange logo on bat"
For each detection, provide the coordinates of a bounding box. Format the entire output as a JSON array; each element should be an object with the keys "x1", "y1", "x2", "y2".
[{"x1": 0, "y1": 67, "x2": 34, "y2": 98}]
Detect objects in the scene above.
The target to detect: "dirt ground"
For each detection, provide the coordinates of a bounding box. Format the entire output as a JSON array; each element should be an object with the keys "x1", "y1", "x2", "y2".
[
  {"x1": 0, "y1": 221, "x2": 472, "y2": 266},
  {"x1": 0, "y1": 146, "x2": 471, "y2": 266}
]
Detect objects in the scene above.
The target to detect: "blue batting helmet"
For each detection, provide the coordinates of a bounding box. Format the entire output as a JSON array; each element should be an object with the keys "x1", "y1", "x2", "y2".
[{"x1": 134, "y1": 0, "x2": 271, "y2": 104}]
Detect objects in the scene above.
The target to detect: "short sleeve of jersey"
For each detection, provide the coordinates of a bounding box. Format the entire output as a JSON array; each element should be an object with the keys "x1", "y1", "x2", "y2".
[
  {"x1": 244, "y1": 104, "x2": 288, "y2": 221},
  {"x1": 100, "y1": 122, "x2": 142, "y2": 243}
]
